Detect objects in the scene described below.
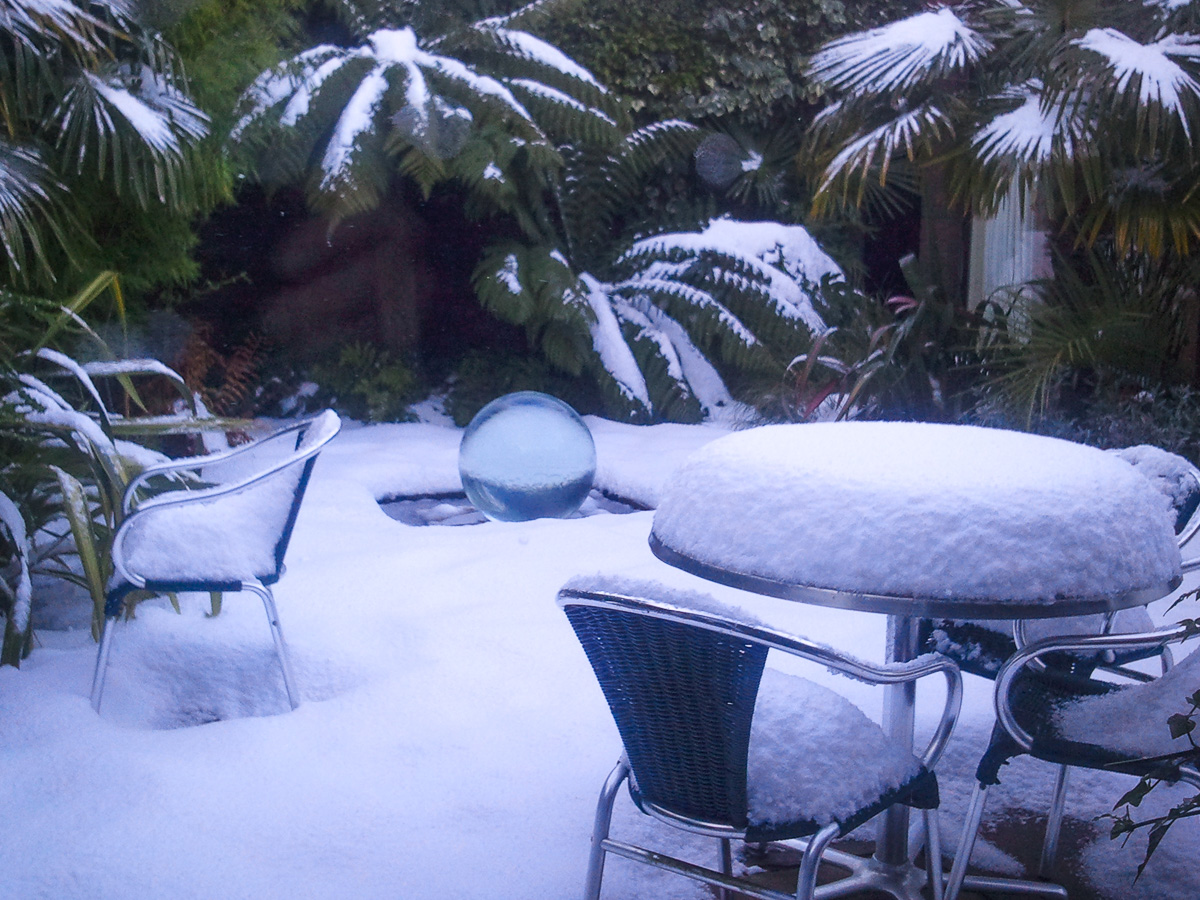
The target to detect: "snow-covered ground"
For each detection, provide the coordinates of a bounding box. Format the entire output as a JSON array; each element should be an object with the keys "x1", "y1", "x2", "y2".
[{"x1": 2, "y1": 416, "x2": 1198, "y2": 899}]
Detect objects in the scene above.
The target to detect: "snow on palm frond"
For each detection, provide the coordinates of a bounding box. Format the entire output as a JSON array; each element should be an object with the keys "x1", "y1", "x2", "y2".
[
  {"x1": 588, "y1": 275, "x2": 745, "y2": 421},
  {"x1": 973, "y1": 82, "x2": 1080, "y2": 166},
  {"x1": 232, "y1": 45, "x2": 344, "y2": 138},
  {"x1": 0, "y1": 0, "x2": 112, "y2": 50},
  {"x1": 474, "y1": 216, "x2": 843, "y2": 423},
  {"x1": 234, "y1": 16, "x2": 618, "y2": 219},
  {"x1": 807, "y1": 7, "x2": 991, "y2": 95},
  {"x1": 319, "y1": 67, "x2": 389, "y2": 191},
  {"x1": 1075, "y1": 29, "x2": 1200, "y2": 135},
  {"x1": 817, "y1": 102, "x2": 954, "y2": 196},
  {"x1": 576, "y1": 273, "x2": 652, "y2": 412},
  {"x1": 474, "y1": 22, "x2": 600, "y2": 87},
  {"x1": 234, "y1": 26, "x2": 540, "y2": 212},
  {"x1": 508, "y1": 79, "x2": 613, "y2": 125},
  {"x1": 81, "y1": 68, "x2": 209, "y2": 156}
]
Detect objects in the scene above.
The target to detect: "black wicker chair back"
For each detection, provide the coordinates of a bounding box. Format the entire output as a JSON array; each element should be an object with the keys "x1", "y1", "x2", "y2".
[{"x1": 564, "y1": 603, "x2": 766, "y2": 827}]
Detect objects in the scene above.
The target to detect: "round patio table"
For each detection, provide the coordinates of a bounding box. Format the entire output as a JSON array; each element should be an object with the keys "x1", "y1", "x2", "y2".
[{"x1": 648, "y1": 421, "x2": 1181, "y2": 900}]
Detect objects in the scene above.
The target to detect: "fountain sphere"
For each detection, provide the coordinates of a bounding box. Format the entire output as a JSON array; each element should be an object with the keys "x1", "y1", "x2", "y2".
[{"x1": 458, "y1": 392, "x2": 596, "y2": 521}]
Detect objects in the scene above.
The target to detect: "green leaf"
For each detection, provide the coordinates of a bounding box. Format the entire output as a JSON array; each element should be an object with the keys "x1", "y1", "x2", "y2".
[
  {"x1": 50, "y1": 465, "x2": 107, "y2": 639},
  {"x1": 1116, "y1": 777, "x2": 1156, "y2": 809},
  {"x1": 1168, "y1": 713, "x2": 1196, "y2": 740},
  {"x1": 33, "y1": 271, "x2": 120, "y2": 353}
]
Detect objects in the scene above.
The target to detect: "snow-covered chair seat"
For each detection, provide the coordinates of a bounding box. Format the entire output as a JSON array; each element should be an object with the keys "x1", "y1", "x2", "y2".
[
  {"x1": 557, "y1": 576, "x2": 962, "y2": 900},
  {"x1": 944, "y1": 624, "x2": 1200, "y2": 900},
  {"x1": 90, "y1": 411, "x2": 341, "y2": 714}
]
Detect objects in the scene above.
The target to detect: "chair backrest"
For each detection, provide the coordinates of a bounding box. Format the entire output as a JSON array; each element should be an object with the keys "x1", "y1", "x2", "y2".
[
  {"x1": 113, "y1": 411, "x2": 340, "y2": 588},
  {"x1": 560, "y1": 588, "x2": 767, "y2": 829}
]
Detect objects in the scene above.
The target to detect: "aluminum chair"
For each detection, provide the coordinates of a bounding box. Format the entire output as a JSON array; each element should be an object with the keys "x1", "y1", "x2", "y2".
[
  {"x1": 90, "y1": 411, "x2": 341, "y2": 713},
  {"x1": 916, "y1": 448, "x2": 1200, "y2": 883},
  {"x1": 944, "y1": 623, "x2": 1200, "y2": 900},
  {"x1": 559, "y1": 581, "x2": 962, "y2": 900}
]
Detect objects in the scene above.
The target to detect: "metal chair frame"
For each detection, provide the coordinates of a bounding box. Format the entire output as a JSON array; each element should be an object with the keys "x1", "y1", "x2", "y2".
[
  {"x1": 944, "y1": 623, "x2": 1200, "y2": 900},
  {"x1": 559, "y1": 586, "x2": 962, "y2": 900},
  {"x1": 921, "y1": 456, "x2": 1200, "y2": 891},
  {"x1": 90, "y1": 412, "x2": 339, "y2": 713}
]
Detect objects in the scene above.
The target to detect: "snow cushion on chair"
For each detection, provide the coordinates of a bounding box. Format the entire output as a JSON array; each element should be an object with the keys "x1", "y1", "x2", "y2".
[
  {"x1": 113, "y1": 412, "x2": 340, "y2": 586},
  {"x1": 1053, "y1": 645, "x2": 1200, "y2": 759},
  {"x1": 116, "y1": 474, "x2": 302, "y2": 584},
  {"x1": 747, "y1": 667, "x2": 923, "y2": 828}
]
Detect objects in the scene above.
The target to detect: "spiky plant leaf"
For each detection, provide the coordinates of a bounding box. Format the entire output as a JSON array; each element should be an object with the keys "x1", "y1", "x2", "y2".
[
  {"x1": 50, "y1": 465, "x2": 109, "y2": 637},
  {"x1": 0, "y1": 488, "x2": 32, "y2": 665}
]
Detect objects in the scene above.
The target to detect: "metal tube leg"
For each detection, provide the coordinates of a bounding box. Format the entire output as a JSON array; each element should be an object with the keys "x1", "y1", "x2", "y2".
[
  {"x1": 584, "y1": 758, "x2": 629, "y2": 900},
  {"x1": 1038, "y1": 765, "x2": 1070, "y2": 878},
  {"x1": 90, "y1": 616, "x2": 118, "y2": 713},
  {"x1": 718, "y1": 838, "x2": 734, "y2": 900},
  {"x1": 796, "y1": 822, "x2": 840, "y2": 900},
  {"x1": 247, "y1": 582, "x2": 300, "y2": 710},
  {"x1": 944, "y1": 782, "x2": 990, "y2": 900},
  {"x1": 878, "y1": 615, "x2": 920, "y2": 867},
  {"x1": 924, "y1": 809, "x2": 945, "y2": 900}
]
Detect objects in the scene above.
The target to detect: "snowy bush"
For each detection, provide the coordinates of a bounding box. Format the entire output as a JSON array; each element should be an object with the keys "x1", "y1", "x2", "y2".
[{"x1": 474, "y1": 217, "x2": 842, "y2": 422}]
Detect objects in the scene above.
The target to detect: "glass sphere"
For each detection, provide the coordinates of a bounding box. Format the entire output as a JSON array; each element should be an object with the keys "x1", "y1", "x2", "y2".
[{"x1": 459, "y1": 392, "x2": 597, "y2": 522}]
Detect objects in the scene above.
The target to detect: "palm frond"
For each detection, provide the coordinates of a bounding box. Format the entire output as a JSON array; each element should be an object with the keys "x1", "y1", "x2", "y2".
[
  {"x1": 0, "y1": 0, "x2": 113, "y2": 51},
  {"x1": 1073, "y1": 28, "x2": 1200, "y2": 145},
  {"x1": 807, "y1": 7, "x2": 991, "y2": 96},
  {"x1": 0, "y1": 143, "x2": 67, "y2": 278},
  {"x1": 811, "y1": 100, "x2": 955, "y2": 210}
]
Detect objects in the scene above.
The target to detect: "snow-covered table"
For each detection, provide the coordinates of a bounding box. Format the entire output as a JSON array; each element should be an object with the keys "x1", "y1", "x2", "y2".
[{"x1": 649, "y1": 422, "x2": 1182, "y2": 899}]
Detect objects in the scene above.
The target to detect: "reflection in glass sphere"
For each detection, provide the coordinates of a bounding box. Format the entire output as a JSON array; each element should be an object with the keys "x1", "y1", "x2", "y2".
[{"x1": 459, "y1": 392, "x2": 597, "y2": 522}]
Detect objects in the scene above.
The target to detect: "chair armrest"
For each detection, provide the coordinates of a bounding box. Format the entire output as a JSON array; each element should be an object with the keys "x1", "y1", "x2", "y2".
[
  {"x1": 993, "y1": 622, "x2": 1199, "y2": 752},
  {"x1": 121, "y1": 416, "x2": 325, "y2": 514},
  {"x1": 756, "y1": 626, "x2": 962, "y2": 771},
  {"x1": 111, "y1": 413, "x2": 340, "y2": 588},
  {"x1": 557, "y1": 587, "x2": 962, "y2": 772}
]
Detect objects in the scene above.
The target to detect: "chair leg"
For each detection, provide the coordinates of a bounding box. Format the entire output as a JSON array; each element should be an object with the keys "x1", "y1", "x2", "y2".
[
  {"x1": 584, "y1": 758, "x2": 629, "y2": 900},
  {"x1": 718, "y1": 838, "x2": 734, "y2": 900},
  {"x1": 90, "y1": 615, "x2": 118, "y2": 713},
  {"x1": 1038, "y1": 765, "x2": 1070, "y2": 878},
  {"x1": 246, "y1": 581, "x2": 300, "y2": 710},
  {"x1": 795, "y1": 821, "x2": 840, "y2": 900},
  {"x1": 944, "y1": 781, "x2": 989, "y2": 900},
  {"x1": 924, "y1": 808, "x2": 945, "y2": 900}
]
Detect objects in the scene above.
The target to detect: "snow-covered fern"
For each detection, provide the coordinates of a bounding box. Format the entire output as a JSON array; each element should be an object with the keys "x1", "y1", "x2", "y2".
[{"x1": 474, "y1": 218, "x2": 841, "y2": 423}]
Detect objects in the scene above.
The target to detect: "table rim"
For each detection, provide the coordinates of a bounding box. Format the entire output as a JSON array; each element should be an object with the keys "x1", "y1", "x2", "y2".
[{"x1": 649, "y1": 533, "x2": 1180, "y2": 620}]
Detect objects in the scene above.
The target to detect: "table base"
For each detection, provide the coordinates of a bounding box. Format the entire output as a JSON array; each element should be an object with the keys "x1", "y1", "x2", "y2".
[
  {"x1": 809, "y1": 845, "x2": 931, "y2": 899},
  {"x1": 955, "y1": 874, "x2": 1067, "y2": 899},
  {"x1": 779, "y1": 842, "x2": 1067, "y2": 900}
]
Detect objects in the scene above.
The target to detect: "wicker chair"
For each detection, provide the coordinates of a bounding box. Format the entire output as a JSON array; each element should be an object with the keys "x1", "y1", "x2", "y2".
[
  {"x1": 944, "y1": 624, "x2": 1200, "y2": 900},
  {"x1": 558, "y1": 580, "x2": 962, "y2": 900},
  {"x1": 90, "y1": 411, "x2": 340, "y2": 713}
]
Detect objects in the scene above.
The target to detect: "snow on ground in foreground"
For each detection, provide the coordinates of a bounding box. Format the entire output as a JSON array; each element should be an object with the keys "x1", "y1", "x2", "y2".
[{"x1": 1, "y1": 419, "x2": 1198, "y2": 899}]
